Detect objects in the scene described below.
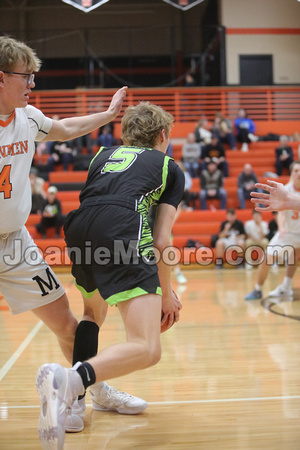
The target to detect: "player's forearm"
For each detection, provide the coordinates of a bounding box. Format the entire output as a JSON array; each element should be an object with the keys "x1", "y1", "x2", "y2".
[
  {"x1": 58, "y1": 111, "x2": 115, "y2": 141},
  {"x1": 154, "y1": 238, "x2": 173, "y2": 298},
  {"x1": 277, "y1": 211, "x2": 286, "y2": 231}
]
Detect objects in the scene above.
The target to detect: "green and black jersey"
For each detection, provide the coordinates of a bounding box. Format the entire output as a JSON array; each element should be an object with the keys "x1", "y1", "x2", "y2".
[
  {"x1": 78, "y1": 144, "x2": 184, "y2": 260},
  {"x1": 65, "y1": 145, "x2": 184, "y2": 304},
  {"x1": 80, "y1": 145, "x2": 184, "y2": 211}
]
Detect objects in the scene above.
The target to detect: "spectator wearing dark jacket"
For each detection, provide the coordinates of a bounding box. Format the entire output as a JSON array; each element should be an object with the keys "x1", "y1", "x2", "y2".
[
  {"x1": 36, "y1": 186, "x2": 63, "y2": 238},
  {"x1": 215, "y1": 208, "x2": 246, "y2": 269},
  {"x1": 201, "y1": 135, "x2": 229, "y2": 177},
  {"x1": 237, "y1": 163, "x2": 260, "y2": 209},
  {"x1": 275, "y1": 135, "x2": 294, "y2": 175},
  {"x1": 200, "y1": 161, "x2": 227, "y2": 210}
]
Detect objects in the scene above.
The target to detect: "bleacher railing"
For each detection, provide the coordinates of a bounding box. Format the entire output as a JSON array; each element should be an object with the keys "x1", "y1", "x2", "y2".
[{"x1": 30, "y1": 86, "x2": 300, "y2": 122}]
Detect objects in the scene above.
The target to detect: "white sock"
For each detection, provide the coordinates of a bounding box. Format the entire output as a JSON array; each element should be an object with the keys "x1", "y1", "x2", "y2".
[
  {"x1": 282, "y1": 277, "x2": 292, "y2": 289},
  {"x1": 255, "y1": 284, "x2": 263, "y2": 292}
]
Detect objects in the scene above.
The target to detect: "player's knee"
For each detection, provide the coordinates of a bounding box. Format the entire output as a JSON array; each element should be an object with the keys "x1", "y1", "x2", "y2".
[
  {"x1": 56, "y1": 314, "x2": 78, "y2": 340},
  {"x1": 144, "y1": 342, "x2": 162, "y2": 368}
]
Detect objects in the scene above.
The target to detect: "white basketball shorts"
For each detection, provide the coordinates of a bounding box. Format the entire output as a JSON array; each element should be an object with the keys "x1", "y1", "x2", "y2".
[{"x1": 0, "y1": 226, "x2": 65, "y2": 314}]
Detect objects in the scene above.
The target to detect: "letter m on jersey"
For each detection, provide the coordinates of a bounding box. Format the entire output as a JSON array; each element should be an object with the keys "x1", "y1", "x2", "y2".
[{"x1": 32, "y1": 267, "x2": 61, "y2": 297}]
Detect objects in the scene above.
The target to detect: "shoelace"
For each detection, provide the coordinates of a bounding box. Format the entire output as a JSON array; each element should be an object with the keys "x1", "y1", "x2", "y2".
[{"x1": 106, "y1": 387, "x2": 133, "y2": 404}]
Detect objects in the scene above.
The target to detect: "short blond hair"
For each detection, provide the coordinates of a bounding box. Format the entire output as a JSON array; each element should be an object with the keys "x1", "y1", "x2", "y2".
[
  {"x1": 121, "y1": 102, "x2": 174, "y2": 148},
  {"x1": 0, "y1": 35, "x2": 41, "y2": 72}
]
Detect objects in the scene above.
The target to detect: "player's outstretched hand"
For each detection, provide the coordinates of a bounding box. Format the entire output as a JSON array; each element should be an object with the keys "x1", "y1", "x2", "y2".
[
  {"x1": 161, "y1": 288, "x2": 182, "y2": 333},
  {"x1": 250, "y1": 180, "x2": 287, "y2": 212},
  {"x1": 107, "y1": 86, "x2": 128, "y2": 119}
]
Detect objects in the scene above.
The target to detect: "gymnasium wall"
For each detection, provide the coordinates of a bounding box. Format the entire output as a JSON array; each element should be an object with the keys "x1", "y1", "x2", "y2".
[{"x1": 220, "y1": 0, "x2": 300, "y2": 85}]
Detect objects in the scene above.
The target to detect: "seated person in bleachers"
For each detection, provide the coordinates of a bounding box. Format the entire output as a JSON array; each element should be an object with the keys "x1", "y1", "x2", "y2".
[
  {"x1": 194, "y1": 117, "x2": 212, "y2": 145},
  {"x1": 181, "y1": 132, "x2": 201, "y2": 178},
  {"x1": 29, "y1": 167, "x2": 46, "y2": 214},
  {"x1": 97, "y1": 123, "x2": 116, "y2": 148},
  {"x1": 244, "y1": 210, "x2": 269, "y2": 254},
  {"x1": 200, "y1": 160, "x2": 227, "y2": 210},
  {"x1": 35, "y1": 141, "x2": 47, "y2": 156},
  {"x1": 184, "y1": 73, "x2": 196, "y2": 87},
  {"x1": 73, "y1": 133, "x2": 93, "y2": 154},
  {"x1": 177, "y1": 161, "x2": 197, "y2": 210},
  {"x1": 234, "y1": 108, "x2": 258, "y2": 152},
  {"x1": 215, "y1": 208, "x2": 245, "y2": 269},
  {"x1": 237, "y1": 163, "x2": 261, "y2": 209},
  {"x1": 267, "y1": 211, "x2": 278, "y2": 241},
  {"x1": 212, "y1": 111, "x2": 237, "y2": 150},
  {"x1": 47, "y1": 140, "x2": 74, "y2": 172},
  {"x1": 201, "y1": 134, "x2": 229, "y2": 177},
  {"x1": 275, "y1": 135, "x2": 294, "y2": 175},
  {"x1": 36, "y1": 186, "x2": 63, "y2": 238}
]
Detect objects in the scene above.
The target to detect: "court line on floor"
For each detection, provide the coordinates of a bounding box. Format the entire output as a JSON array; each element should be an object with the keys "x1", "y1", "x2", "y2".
[
  {"x1": 0, "y1": 283, "x2": 74, "y2": 382},
  {"x1": 1, "y1": 395, "x2": 300, "y2": 409},
  {"x1": 0, "y1": 321, "x2": 43, "y2": 382}
]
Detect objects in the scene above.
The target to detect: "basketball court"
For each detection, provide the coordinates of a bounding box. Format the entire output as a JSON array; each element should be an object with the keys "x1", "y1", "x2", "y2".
[{"x1": 0, "y1": 267, "x2": 299, "y2": 449}]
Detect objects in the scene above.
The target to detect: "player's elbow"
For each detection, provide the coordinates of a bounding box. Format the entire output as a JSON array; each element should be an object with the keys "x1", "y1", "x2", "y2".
[{"x1": 153, "y1": 237, "x2": 172, "y2": 254}]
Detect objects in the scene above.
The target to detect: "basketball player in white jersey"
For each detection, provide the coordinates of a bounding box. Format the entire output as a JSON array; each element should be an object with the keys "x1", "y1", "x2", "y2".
[
  {"x1": 245, "y1": 161, "x2": 300, "y2": 300},
  {"x1": 0, "y1": 35, "x2": 147, "y2": 431}
]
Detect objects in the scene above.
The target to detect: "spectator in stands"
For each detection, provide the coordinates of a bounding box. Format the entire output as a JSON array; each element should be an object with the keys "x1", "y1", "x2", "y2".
[
  {"x1": 181, "y1": 132, "x2": 201, "y2": 178},
  {"x1": 177, "y1": 161, "x2": 197, "y2": 210},
  {"x1": 234, "y1": 108, "x2": 258, "y2": 152},
  {"x1": 47, "y1": 140, "x2": 74, "y2": 172},
  {"x1": 36, "y1": 186, "x2": 63, "y2": 238},
  {"x1": 266, "y1": 211, "x2": 278, "y2": 241},
  {"x1": 73, "y1": 133, "x2": 93, "y2": 155},
  {"x1": 212, "y1": 111, "x2": 237, "y2": 150},
  {"x1": 97, "y1": 123, "x2": 116, "y2": 148},
  {"x1": 184, "y1": 73, "x2": 196, "y2": 87},
  {"x1": 201, "y1": 134, "x2": 229, "y2": 177},
  {"x1": 200, "y1": 160, "x2": 227, "y2": 210},
  {"x1": 29, "y1": 167, "x2": 46, "y2": 214},
  {"x1": 215, "y1": 208, "x2": 245, "y2": 269},
  {"x1": 237, "y1": 163, "x2": 261, "y2": 209},
  {"x1": 194, "y1": 117, "x2": 212, "y2": 145},
  {"x1": 275, "y1": 135, "x2": 294, "y2": 175},
  {"x1": 35, "y1": 141, "x2": 47, "y2": 156},
  {"x1": 244, "y1": 210, "x2": 269, "y2": 269}
]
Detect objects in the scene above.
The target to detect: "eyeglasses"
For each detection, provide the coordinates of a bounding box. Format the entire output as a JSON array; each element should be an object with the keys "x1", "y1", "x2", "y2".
[{"x1": 3, "y1": 71, "x2": 35, "y2": 85}]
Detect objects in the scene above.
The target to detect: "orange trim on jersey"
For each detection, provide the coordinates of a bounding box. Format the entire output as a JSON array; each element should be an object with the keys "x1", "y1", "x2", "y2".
[
  {"x1": 0, "y1": 111, "x2": 15, "y2": 127},
  {"x1": 226, "y1": 28, "x2": 300, "y2": 35}
]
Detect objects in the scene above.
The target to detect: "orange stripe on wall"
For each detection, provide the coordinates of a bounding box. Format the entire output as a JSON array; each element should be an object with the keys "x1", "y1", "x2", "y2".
[{"x1": 226, "y1": 28, "x2": 300, "y2": 35}]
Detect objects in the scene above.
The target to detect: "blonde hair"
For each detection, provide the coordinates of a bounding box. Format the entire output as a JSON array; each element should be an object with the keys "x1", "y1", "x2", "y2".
[
  {"x1": 0, "y1": 35, "x2": 41, "y2": 72},
  {"x1": 121, "y1": 102, "x2": 174, "y2": 148}
]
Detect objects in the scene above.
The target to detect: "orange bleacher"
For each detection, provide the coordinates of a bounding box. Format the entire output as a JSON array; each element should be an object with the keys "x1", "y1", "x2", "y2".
[
  {"x1": 27, "y1": 87, "x2": 300, "y2": 265},
  {"x1": 27, "y1": 144, "x2": 295, "y2": 266}
]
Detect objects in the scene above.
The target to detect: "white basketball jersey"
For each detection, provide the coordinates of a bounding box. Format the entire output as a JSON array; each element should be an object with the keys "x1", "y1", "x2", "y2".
[
  {"x1": 284, "y1": 182, "x2": 300, "y2": 234},
  {"x1": 0, "y1": 105, "x2": 52, "y2": 233}
]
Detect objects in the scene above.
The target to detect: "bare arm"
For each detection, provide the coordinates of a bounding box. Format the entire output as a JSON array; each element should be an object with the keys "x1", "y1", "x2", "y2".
[
  {"x1": 44, "y1": 86, "x2": 127, "y2": 142},
  {"x1": 153, "y1": 203, "x2": 182, "y2": 331},
  {"x1": 251, "y1": 180, "x2": 300, "y2": 212}
]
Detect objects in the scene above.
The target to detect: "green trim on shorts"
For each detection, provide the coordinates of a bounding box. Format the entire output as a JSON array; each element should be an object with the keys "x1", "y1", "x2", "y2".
[
  {"x1": 106, "y1": 286, "x2": 162, "y2": 306},
  {"x1": 75, "y1": 281, "x2": 98, "y2": 298}
]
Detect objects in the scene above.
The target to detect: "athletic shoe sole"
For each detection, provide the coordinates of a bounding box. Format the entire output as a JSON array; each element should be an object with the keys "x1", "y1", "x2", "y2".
[{"x1": 36, "y1": 364, "x2": 68, "y2": 450}]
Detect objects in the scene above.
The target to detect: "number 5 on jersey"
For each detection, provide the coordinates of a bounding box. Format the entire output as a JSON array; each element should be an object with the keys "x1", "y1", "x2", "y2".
[
  {"x1": 0, "y1": 165, "x2": 12, "y2": 199},
  {"x1": 101, "y1": 148, "x2": 145, "y2": 173}
]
